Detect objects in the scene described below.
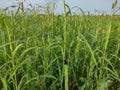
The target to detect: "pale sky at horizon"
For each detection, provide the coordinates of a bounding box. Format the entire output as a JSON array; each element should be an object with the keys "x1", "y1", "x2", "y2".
[{"x1": 0, "y1": 0, "x2": 120, "y2": 15}]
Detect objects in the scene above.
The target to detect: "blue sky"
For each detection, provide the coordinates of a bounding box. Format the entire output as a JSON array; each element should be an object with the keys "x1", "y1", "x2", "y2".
[{"x1": 0, "y1": 0, "x2": 120, "y2": 15}]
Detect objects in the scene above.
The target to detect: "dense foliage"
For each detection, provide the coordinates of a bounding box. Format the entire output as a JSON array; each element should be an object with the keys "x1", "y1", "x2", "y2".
[{"x1": 0, "y1": 14, "x2": 120, "y2": 90}]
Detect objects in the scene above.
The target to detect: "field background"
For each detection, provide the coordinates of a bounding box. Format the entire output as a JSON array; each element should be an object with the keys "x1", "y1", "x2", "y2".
[
  {"x1": 0, "y1": 0, "x2": 120, "y2": 88},
  {"x1": 0, "y1": 14, "x2": 120, "y2": 90}
]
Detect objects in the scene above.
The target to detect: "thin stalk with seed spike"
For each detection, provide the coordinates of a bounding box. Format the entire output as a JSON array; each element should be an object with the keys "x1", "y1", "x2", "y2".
[
  {"x1": 112, "y1": 0, "x2": 118, "y2": 15},
  {"x1": 63, "y1": 0, "x2": 67, "y2": 62},
  {"x1": 63, "y1": 0, "x2": 68, "y2": 90}
]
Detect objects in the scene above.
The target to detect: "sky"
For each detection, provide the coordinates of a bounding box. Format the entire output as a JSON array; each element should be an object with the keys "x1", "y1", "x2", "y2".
[{"x1": 0, "y1": 0, "x2": 120, "y2": 15}]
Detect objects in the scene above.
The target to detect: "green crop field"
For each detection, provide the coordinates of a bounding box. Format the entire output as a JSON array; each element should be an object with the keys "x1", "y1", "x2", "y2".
[{"x1": 0, "y1": 12, "x2": 120, "y2": 90}]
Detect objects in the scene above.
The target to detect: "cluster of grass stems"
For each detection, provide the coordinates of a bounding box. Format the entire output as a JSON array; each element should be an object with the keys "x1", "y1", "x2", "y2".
[{"x1": 0, "y1": 1, "x2": 120, "y2": 90}]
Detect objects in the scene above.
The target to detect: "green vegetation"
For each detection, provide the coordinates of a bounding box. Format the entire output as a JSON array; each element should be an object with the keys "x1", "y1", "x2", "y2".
[{"x1": 0, "y1": 12, "x2": 120, "y2": 90}]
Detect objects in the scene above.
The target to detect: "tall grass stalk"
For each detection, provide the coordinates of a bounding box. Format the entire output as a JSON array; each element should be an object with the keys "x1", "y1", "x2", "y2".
[
  {"x1": 63, "y1": 0, "x2": 67, "y2": 62},
  {"x1": 63, "y1": 0, "x2": 69, "y2": 90},
  {"x1": 104, "y1": 23, "x2": 111, "y2": 55}
]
